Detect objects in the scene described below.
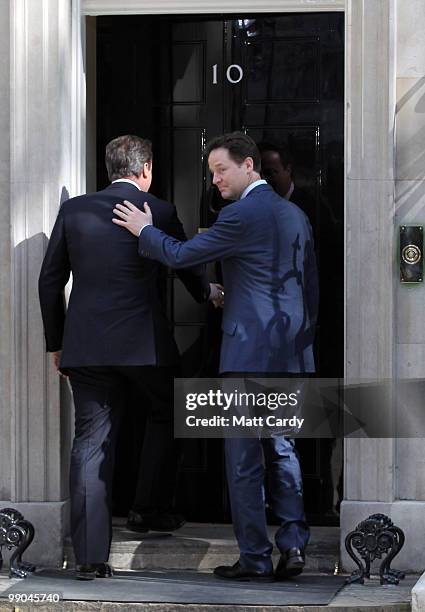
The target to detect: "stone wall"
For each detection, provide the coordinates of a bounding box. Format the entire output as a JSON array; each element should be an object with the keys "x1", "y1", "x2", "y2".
[
  {"x1": 0, "y1": 0, "x2": 11, "y2": 502},
  {"x1": 0, "y1": 0, "x2": 82, "y2": 567},
  {"x1": 341, "y1": 0, "x2": 425, "y2": 574},
  {"x1": 395, "y1": 0, "x2": 425, "y2": 503}
]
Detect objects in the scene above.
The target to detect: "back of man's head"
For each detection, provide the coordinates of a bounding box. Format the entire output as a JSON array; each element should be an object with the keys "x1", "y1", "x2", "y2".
[
  {"x1": 257, "y1": 141, "x2": 292, "y2": 170},
  {"x1": 204, "y1": 131, "x2": 261, "y2": 172},
  {"x1": 105, "y1": 135, "x2": 152, "y2": 181}
]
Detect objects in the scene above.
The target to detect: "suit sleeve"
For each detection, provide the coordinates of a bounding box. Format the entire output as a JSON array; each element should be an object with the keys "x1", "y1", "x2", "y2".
[
  {"x1": 163, "y1": 205, "x2": 210, "y2": 303},
  {"x1": 38, "y1": 208, "x2": 71, "y2": 351},
  {"x1": 139, "y1": 205, "x2": 244, "y2": 268}
]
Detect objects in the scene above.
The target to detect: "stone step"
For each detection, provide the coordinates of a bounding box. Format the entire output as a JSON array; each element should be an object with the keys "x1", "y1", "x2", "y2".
[
  {"x1": 55, "y1": 522, "x2": 414, "y2": 610},
  {"x1": 0, "y1": 599, "x2": 413, "y2": 611},
  {"x1": 64, "y1": 521, "x2": 340, "y2": 573},
  {"x1": 0, "y1": 572, "x2": 415, "y2": 612},
  {"x1": 0, "y1": 571, "x2": 415, "y2": 612}
]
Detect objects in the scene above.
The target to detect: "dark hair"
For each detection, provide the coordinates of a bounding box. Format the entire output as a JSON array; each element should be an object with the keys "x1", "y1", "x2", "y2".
[
  {"x1": 257, "y1": 141, "x2": 293, "y2": 169},
  {"x1": 204, "y1": 131, "x2": 261, "y2": 172},
  {"x1": 105, "y1": 135, "x2": 152, "y2": 181}
]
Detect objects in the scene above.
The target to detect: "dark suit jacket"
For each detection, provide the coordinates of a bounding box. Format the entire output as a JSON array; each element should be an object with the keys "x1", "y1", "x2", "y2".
[
  {"x1": 139, "y1": 184, "x2": 318, "y2": 373},
  {"x1": 39, "y1": 182, "x2": 209, "y2": 367},
  {"x1": 290, "y1": 185, "x2": 316, "y2": 229}
]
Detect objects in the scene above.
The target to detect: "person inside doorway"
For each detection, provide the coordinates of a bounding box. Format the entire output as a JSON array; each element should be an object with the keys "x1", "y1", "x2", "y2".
[{"x1": 258, "y1": 141, "x2": 316, "y2": 229}]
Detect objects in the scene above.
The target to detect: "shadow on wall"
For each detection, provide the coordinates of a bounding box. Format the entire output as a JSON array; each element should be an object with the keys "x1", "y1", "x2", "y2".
[
  {"x1": 12, "y1": 183, "x2": 74, "y2": 522},
  {"x1": 396, "y1": 76, "x2": 425, "y2": 221}
]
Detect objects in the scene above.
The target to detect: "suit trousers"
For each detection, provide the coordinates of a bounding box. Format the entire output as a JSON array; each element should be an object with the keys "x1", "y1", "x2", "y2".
[
  {"x1": 68, "y1": 365, "x2": 177, "y2": 565},
  {"x1": 222, "y1": 373, "x2": 309, "y2": 573},
  {"x1": 225, "y1": 436, "x2": 309, "y2": 572}
]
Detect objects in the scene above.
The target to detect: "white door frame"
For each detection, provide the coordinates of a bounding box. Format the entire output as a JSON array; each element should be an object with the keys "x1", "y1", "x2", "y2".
[
  {"x1": 75, "y1": 0, "x2": 398, "y2": 566},
  {"x1": 83, "y1": 0, "x2": 345, "y2": 16}
]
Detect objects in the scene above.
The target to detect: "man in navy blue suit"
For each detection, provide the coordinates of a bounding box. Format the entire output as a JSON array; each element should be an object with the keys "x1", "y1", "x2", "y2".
[
  {"x1": 39, "y1": 135, "x2": 221, "y2": 580},
  {"x1": 113, "y1": 132, "x2": 318, "y2": 581}
]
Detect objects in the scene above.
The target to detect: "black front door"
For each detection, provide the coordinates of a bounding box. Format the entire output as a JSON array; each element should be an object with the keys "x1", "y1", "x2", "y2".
[{"x1": 97, "y1": 12, "x2": 344, "y2": 524}]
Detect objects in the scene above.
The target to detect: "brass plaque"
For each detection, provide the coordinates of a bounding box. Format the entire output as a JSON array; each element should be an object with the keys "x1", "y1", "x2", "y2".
[{"x1": 400, "y1": 226, "x2": 423, "y2": 283}]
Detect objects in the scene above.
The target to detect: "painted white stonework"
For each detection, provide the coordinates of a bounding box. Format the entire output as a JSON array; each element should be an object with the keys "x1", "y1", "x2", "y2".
[
  {"x1": 394, "y1": 0, "x2": 425, "y2": 559},
  {"x1": 341, "y1": 0, "x2": 425, "y2": 575},
  {"x1": 342, "y1": 0, "x2": 396, "y2": 522},
  {"x1": 0, "y1": 0, "x2": 11, "y2": 503},
  {"x1": 0, "y1": 0, "x2": 81, "y2": 565},
  {"x1": 84, "y1": 0, "x2": 345, "y2": 15}
]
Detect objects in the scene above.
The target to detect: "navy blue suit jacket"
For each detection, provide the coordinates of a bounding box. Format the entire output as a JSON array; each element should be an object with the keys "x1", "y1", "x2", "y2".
[
  {"x1": 139, "y1": 184, "x2": 318, "y2": 373},
  {"x1": 39, "y1": 182, "x2": 209, "y2": 367}
]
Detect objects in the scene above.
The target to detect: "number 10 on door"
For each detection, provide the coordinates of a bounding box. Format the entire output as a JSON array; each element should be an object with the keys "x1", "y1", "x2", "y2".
[{"x1": 212, "y1": 64, "x2": 244, "y2": 84}]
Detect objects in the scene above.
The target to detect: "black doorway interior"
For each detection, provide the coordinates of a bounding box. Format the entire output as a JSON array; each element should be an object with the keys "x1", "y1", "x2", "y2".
[{"x1": 96, "y1": 12, "x2": 344, "y2": 525}]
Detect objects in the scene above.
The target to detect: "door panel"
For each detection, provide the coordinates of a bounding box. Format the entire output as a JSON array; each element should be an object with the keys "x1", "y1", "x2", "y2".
[
  {"x1": 168, "y1": 21, "x2": 228, "y2": 520},
  {"x1": 245, "y1": 39, "x2": 320, "y2": 101},
  {"x1": 173, "y1": 128, "x2": 205, "y2": 238},
  {"x1": 172, "y1": 43, "x2": 206, "y2": 103}
]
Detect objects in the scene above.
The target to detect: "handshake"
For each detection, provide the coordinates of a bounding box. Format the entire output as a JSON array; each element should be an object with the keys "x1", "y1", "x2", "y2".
[{"x1": 209, "y1": 283, "x2": 225, "y2": 309}]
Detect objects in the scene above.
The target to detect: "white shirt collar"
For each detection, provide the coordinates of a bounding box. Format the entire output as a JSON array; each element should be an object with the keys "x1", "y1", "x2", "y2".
[
  {"x1": 112, "y1": 178, "x2": 142, "y2": 191},
  {"x1": 240, "y1": 179, "x2": 268, "y2": 199},
  {"x1": 285, "y1": 181, "x2": 295, "y2": 200}
]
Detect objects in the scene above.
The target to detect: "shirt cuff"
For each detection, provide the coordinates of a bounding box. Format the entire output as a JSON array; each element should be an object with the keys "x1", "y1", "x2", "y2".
[{"x1": 138, "y1": 224, "x2": 152, "y2": 237}]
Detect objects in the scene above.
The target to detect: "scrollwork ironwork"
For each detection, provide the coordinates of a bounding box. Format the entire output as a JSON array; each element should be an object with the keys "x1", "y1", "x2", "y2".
[
  {"x1": 0, "y1": 508, "x2": 36, "y2": 578},
  {"x1": 345, "y1": 513, "x2": 405, "y2": 585}
]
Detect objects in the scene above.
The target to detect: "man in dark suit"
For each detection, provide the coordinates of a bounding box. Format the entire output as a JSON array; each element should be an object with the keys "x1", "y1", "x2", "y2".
[
  {"x1": 112, "y1": 132, "x2": 318, "y2": 582},
  {"x1": 39, "y1": 135, "x2": 218, "y2": 580},
  {"x1": 258, "y1": 141, "x2": 316, "y2": 229}
]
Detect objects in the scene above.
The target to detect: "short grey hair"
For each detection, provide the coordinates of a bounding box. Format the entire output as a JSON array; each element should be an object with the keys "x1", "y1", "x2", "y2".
[{"x1": 105, "y1": 135, "x2": 152, "y2": 181}]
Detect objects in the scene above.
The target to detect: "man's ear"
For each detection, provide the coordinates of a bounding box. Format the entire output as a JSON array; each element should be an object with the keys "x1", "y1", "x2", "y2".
[
  {"x1": 245, "y1": 156, "x2": 254, "y2": 172},
  {"x1": 141, "y1": 161, "x2": 152, "y2": 178}
]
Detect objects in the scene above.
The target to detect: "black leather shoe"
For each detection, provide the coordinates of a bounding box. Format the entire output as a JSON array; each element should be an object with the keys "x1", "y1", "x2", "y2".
[
  {"x1": 126, "y1": 510, "x2": 149, "y2": 533},
  {"x1": 275, "y1": 547, "x2": 305, "y2": 580},
  {"x1": 126, "y1": 510, "x2": 185, "y2": 533},
  {"x1": 148, "y1": 512, "x2": 186, "y2": 532},
  {"x1": 214, "y1": 561, "x2": 274, "y2": 582},
  {"x1": 75, "y1": 563, "x2": 113, "y2": 580}
]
